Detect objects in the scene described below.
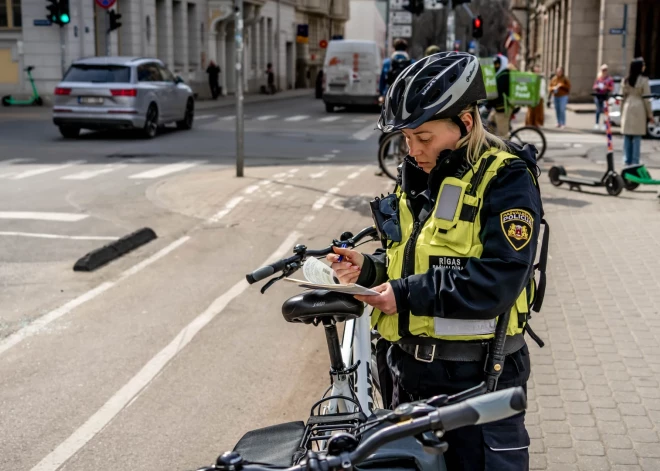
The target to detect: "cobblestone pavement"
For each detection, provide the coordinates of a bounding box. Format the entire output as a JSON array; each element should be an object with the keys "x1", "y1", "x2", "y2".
[{"x1": 529, "y1": 154, "x2": 660, "y2": 470}]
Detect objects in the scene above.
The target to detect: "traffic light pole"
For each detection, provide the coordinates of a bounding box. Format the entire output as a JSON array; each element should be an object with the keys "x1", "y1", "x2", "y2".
[
  {"x1": 445, "y1": 0, "x2": 455, "y2": 52},
  {"x1": 60, "y1": 24, "x2": 66, "y2": 77},
  {"x1": 235, "y1": 0, "x2": 245, "y2": 177},
  {"x1": 105, "y1": 12, "x2": 111, "y2": 56}
]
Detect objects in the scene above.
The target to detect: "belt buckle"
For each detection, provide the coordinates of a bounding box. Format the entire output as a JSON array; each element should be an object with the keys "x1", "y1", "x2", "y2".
[{"x1": 414, "y1": 345, "x2": 436, "y2": 363}]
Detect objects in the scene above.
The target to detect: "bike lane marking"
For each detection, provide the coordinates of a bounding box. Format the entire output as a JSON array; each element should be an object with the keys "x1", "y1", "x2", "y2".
[
  {"x1": 0, "y1": 236, "x2": 191, "y2": 358},
  {"x1": 29, "y1": 231, "x2": 301, "y2": 471}
]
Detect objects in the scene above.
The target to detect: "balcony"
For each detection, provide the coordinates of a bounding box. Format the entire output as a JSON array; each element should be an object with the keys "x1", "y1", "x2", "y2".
[{"x1": 331, "y1": 0, "x2": 349, "y2": 21}]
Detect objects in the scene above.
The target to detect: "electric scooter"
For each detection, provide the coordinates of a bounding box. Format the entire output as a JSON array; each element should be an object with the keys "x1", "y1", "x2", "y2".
[
  {"x1": 2, "y1": 66, "x2": 43, "y2": 107},
  {"x1": 620, "y1": 94, "x2": 660, "y2": 191},
  {"x1": 548, "y1": 93, "x2": 624, "y2": 196}
]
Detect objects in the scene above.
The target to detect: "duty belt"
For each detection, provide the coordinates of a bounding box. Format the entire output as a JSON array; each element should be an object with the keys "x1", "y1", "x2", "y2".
[{"x1": 396, "y1": 334, "x2": 525, "y2": 363}]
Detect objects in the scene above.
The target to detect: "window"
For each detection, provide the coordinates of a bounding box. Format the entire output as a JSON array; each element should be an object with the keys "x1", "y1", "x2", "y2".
[
  {"x1": 651, "y1": 84, "x2": 660, "y2": 96},
  {"x1": 158, "y1": 65, "x2": 176, "y2": 83},
  {"x1": 63, "y1": 65, "x2": 131, "y2": 83},
  {"x1": 137, "y1": 63, "x2": 163, "y2": 82},
  {"x1": 0, "y1": 0, "x2": 21, "y2": 28}
]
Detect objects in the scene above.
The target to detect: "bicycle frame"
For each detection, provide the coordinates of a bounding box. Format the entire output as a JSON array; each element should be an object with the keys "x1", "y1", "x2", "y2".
[{"x1": 322, "y1": 313, "x2": 374, "y2": 415}]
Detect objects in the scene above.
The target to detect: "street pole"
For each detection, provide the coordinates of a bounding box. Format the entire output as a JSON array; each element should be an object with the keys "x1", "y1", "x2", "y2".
[
  {"x1": 622, "y1": 4, "x2": 628, "y2": 77},
  {"x1": 276, "y1": 0, "x2": 280, "y2": 91},
  {"x1": 235, "y1": 0, "x2": 245, "y2": 177},
  {"x1": 384, "y1": 0, "x2": 390, "y2": 57},
  {"x1": 60, "y1": 25, "x2": 66, "y2": 77},
  {"x1": 446, "y1": 0, "x2": 455, "y2": 52},
  {"x1": 105, "y1": 11, "x2": 111, "y2": 57}
]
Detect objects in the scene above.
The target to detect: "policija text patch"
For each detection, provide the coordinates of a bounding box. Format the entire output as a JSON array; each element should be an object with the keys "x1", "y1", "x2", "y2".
[{"x1": 500, "y1": 209, "x2": 534, "y2": 251}]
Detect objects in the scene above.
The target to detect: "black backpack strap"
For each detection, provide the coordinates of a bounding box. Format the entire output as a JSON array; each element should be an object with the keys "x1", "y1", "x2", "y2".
[{"x1": 532, "y1": 218, "x2": 549, "y2": 313}]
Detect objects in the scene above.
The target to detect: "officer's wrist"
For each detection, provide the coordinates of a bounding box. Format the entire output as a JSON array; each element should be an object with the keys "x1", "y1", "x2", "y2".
[{"x1": 390, "y1": 278, "x2": 410, "y2": 314}]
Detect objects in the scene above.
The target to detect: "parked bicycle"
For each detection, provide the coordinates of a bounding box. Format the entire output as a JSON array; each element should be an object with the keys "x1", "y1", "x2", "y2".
[{"x1": 183, "y1": 227, "x2": 530, "y2": 471}]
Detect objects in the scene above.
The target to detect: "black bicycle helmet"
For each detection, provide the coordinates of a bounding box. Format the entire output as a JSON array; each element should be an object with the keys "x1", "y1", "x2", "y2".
[{"x1": 377, "y1": 51, "x2": 487, "y2": 133}]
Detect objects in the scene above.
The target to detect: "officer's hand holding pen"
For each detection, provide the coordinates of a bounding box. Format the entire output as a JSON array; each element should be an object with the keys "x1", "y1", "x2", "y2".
[{"x1": 326, "y1": 246, "x2": 363, "y2": 284}]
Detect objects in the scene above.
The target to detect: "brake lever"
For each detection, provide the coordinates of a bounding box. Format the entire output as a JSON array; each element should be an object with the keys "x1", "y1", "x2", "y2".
[
  {"x1": 260, "y1": 273, "x2": 286, "y2": 294},
  {"x1": 260, "y1": 262, "x2": 303, "y2": 294}
]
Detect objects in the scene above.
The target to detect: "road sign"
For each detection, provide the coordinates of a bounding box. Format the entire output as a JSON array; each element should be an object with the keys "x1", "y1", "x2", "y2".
[
  {"x1": 390, "y1": 25, "x2": 412, "y2": 38},
  {"x1": 609, "y1": 28, "x2": 625, "y2": 35},
  {"x1": 424, "y1": 0, "x2": 445, "y2": 10},
  {"x1": 319, "y1": 39, "x2": 328, "y2": 49},
  {"x1": 390, "y1": 11, "x2": 412, "y2": 24},
  {"x1": 96, "y1": 0, "x2": 117, "y2": 9},
  {"x1": 34, "y1": 19, "x2": 52, "y2": 26},
  {"x1": 389, "y1": 0, "x2": 410, "y2": 11}
]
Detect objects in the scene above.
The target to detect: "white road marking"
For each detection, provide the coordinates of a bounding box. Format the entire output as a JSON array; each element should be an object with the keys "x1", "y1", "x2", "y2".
[
  {"x1": 296, "y1": 214, "x2": 316, "y2": 230},
  {"x1": 196, "y1": 114, "x2": 215, "y2": 119},
  {"x1": 207, "y1": 196, "x2": 244, "y2": 222},
  {"x1": 352, "y1": 124, "x2": 377, "y2": 141},
  {"x1": 11, "y1": 160, "x2": 86, "y2": 180},
  {"x1": 222, "y1": 115, "x2": 236, "y2": 120},
  {"x1": 312, "y1": 187, "x2": 340, "y2": 211},
  {"x1": 310, "y1": 170, "x2": 328, "y2": 179},
  {"x1": 307, "y1": 157, "x2": 331, "y2": 162},
  {"x1": 0, "y1": 212, "x2": 88, "y2": 222},
  {"x1": 270, "y1": 191, "x2": 283, "y2": 198},
  {"x1": 347, "y1": 171, "x2": 361, "y2": 180},
  {"x1": 323, "y1": 154, "x2": 336, "y2": 158},
  {"x1": 0, "y1": 236, "x2": 190, "y2": 359},
  {"x1": 288, "y1": 168, "x2": 300, "y2": 173},
  {"x1": 61, "y1": 164, "x2": 128, "y2": 180},
  {"x1": 128, "y1": 161, "x2": 204, "y2": 179},
  {"x1": 272, "y1": 172, "x2": 287, "y2": 178},
  {"x1": 319, "y1": 116, "x2": 341, "y2": 122},
  {"x1": 352, "y1": 119, "x2": 367, "y2": 123},
  {"x1": 243, "y1": 184, "x2": 261, "y2": 195},
  {"x1": 332, "y1": 150, "x2": 341, "y2": 153},
  {"x1": 285, "y1": 115, "x2": 309, "y2": 122},
  {"x1": 0, "y1": 158, "x2": 33, "y2": 165},
  {"x1": 257, "y1": 115, "x2": 277, "y2": 121},
  {"x1": 28, "y1": 232, "x2": 301, "y2": 471},
  {"x1": 0, "y1": 232, "x2": 117, "y2": 241}
]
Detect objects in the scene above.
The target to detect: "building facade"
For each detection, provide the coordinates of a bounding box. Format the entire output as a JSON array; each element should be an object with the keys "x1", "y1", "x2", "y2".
[
  {"x1": 526, "y1": 0, "x2": 660, "y2": 101},
  {"x1": 0, "y1": 0, "x2": 348, "y2": 99},
  {"x1": 344, "y1": 0, "x2": 386, "y2": 57}
]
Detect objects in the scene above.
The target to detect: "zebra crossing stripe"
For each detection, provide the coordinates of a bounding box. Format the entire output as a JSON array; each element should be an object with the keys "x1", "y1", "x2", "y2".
[
  {"x1": 11, "y1": 161, "x2": 86, "y2": 180},
  {"x1": 257, "y1": 115, "x2": 278, "y2": 121},
  {"x1": 319, "y1": 116, "x2": 341, "y2": 122},
  {"x1": 62, "y1": 164, "x2": 128, "y2": 180},
  {"x1": 285, "y1": 115, "x2": 309, "y2": 121},
  {"x1": 128, "y1": 161, "x2": 205, "y2": 179}
]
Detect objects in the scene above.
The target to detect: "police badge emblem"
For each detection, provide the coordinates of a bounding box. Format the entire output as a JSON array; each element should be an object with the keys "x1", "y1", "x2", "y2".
[{"x1": 500, "y1": 209, "x2": 534, "y2": 251}]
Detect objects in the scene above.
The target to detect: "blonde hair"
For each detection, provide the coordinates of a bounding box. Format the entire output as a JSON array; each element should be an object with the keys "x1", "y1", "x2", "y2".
[{"x1": 454, "y1": 104, "x2": 508, "y2": 164}]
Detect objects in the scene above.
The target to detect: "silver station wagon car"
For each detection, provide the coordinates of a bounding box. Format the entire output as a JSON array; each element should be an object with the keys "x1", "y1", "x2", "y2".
[{"x1": 52, "y1": 57, "x2": 194, "y2": 139}]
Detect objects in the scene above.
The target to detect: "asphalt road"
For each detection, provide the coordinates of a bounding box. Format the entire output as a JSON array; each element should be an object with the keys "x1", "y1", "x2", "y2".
[{"x1": 2, "y1": 95, "x2": 656, "y2": 471}]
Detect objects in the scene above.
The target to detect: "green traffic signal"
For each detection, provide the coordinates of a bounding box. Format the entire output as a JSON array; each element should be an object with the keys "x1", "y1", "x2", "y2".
[{"x1": 60, "y1": 13, "x2": 70, "y2": 24}]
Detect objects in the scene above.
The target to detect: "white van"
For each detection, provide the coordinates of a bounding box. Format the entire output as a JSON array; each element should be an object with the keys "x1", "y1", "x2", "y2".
[{"x1": 322, "y1": 40, "x2": 382, "y2": 112}]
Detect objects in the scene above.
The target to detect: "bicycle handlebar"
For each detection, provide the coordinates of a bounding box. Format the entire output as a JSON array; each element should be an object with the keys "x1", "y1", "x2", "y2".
[
  {"x1": 246, "y1": 226, "x2": 378, "y2": 284},
  {"x1": 199, "y1": 386, "x2": 526, "y2": 471}
]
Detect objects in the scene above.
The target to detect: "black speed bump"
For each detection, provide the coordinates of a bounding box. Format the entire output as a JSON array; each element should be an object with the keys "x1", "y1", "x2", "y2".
[{"x1": 73, "y1": 228, "x2": 158, "y2": 272}]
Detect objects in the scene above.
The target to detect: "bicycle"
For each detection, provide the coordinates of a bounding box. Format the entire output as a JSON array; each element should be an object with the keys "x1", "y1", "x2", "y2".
[
  {"x1": 481, "y1": 105, "x2": 547, "y2": 161},
  {"x1": 191, "y1": 380, "x2": 527, "y2": 471}
]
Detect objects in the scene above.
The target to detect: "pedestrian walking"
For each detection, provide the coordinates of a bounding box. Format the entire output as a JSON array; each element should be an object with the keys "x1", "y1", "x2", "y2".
[
  {"x1": 621, "y1": 58, "x2": 653, "y2": 166},
  {"x1": 593, "y1": 64, "x2": 615, "y2": 130},
  {"x1": 525, "y1": 65, "x2": 546, "y2": 127},
  {"x1": 549, "y1": 67, "x2": 570, "y2": 128},
  {"x1": 266, "y1": 63, "x2": 276, "y2": 95},
  {"x1": 206, "y1": 61, "x2": 221, "y2": 100}
]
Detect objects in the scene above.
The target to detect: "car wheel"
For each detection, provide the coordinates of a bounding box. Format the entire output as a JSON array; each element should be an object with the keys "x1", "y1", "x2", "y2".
[
  {"x1": 647, "y1": 113, "x2": 660, "y2": 139},
  {"x1": 59, "y1": 126, "x2": 80, "y2": 139},
  {"x1": 143, "y1": 104, "x2": 159, "y2": 139},
  {"x1": 176, "y1": 98, "x2": 194, "y2": 130},
  {"x1": 325, "y1": 103, "x2": 334, "y2": 113}
]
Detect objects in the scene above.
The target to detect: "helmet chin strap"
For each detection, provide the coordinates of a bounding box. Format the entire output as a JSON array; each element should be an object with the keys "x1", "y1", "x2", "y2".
[{"x1": 451, "y1": 116, "x2": 468, "y2": 139}]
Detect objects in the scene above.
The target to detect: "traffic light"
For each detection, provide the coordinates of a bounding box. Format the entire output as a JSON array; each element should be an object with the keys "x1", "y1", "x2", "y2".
[
  {"x1": 108, "y1": 9, "x2": 122, "y2": 32},
  {"x1": 403, "y1": 0, "x2": 424, "y2": 16},
  {"x1": 58, "y1": 0, "x2": 70, "y2": 25},
  {"x1": 472, "y1": 15, "x2": 483, "y2": 38},
  {"x1": 46, "y1": 0, "x2": 70, "y2": 26}
]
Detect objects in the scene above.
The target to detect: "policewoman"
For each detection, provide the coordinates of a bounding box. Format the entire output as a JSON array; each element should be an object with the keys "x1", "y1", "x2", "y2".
[{"x1": 328, "y1": 52, "x2": 543, "y2": 470}]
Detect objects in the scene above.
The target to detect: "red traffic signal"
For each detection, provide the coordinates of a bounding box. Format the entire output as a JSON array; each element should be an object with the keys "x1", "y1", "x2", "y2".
[{"x1": 472, "y1": 15, "x2": 483, "y2": 38}]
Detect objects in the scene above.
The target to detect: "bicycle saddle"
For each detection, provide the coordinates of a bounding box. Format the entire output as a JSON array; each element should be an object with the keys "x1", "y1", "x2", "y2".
[{"x1": 282, "y1": 290, "x2": 364, "y2": 324}]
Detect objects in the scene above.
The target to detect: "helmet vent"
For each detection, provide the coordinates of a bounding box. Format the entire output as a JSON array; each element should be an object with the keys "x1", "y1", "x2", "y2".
[{"x1": 449, "y1": 73, "x2": 458, "y2": 83}]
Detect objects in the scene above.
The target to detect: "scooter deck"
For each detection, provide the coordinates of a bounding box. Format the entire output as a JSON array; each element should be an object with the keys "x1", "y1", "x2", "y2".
[{"x1": 559, "y1": 176, "x2": 602, "y2": 186}]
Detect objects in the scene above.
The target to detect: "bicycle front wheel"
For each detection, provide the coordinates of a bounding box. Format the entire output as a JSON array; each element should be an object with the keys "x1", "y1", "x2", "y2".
[
  {"x1": 378, "y1": 132, "x2": 407, "y2": 181},
  {"x1": 509, "y1": 126, "x2": 547, "y2": 161}
]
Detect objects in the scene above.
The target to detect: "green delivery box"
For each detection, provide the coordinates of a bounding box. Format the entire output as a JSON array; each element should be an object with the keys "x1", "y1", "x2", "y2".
[
  {"x1": 479, "y1": 58, "x2": 498, "y2": 100},
  {"x1": 509, "y1": 71, "x2": 540, "y2": 107}
]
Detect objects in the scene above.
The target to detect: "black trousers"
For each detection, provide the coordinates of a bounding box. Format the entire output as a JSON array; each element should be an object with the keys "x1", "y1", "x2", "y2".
[
  {"x1": 209, "y1": 79, "x2": 220, "y2": 99},
  {"x1": 387, "y1": 343, "x2": 531, "y2": 471}
]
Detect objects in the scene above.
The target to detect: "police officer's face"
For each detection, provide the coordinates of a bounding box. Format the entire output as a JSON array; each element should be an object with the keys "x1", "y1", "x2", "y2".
[{"x1": 402, "y1": 114, "x2": 473, "y2": 173}]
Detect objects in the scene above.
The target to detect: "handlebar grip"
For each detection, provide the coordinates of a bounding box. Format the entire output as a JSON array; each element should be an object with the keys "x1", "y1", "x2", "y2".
[
  {"x1": 246, "y1": 265, "x2": 276, "y2": 284},
  {"x1": 439, "y1": 387, "x2": 526, "y2": 432}
]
